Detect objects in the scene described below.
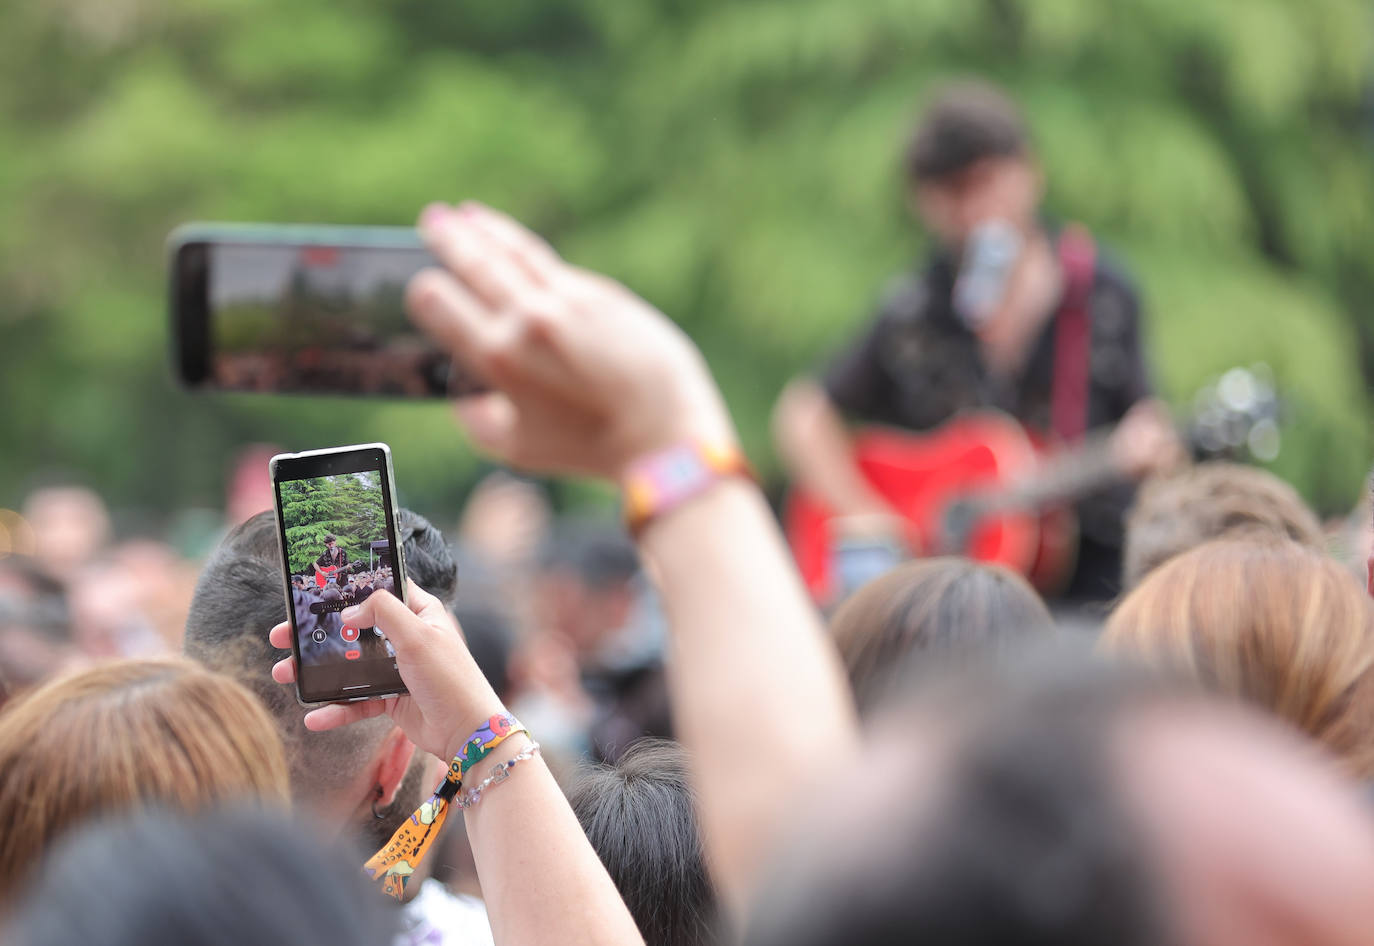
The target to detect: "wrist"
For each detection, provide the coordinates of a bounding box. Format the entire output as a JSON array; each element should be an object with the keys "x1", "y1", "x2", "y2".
[
  {"x1": 620, "y1": 438, "x2": 755, "y2": 538},
  {"x1": 442, "y1": 707, "x2": 517, "y2": 767}
]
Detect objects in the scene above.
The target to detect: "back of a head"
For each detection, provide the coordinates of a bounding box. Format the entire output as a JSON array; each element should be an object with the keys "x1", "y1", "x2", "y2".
[
  {"x1": 830, "y1": 558, "x2": 1055, "y2": 713},
  {"x1": 1102, "y1": 537, "x2": 1374, "y2": 779},
  {"x1": 182, "y1": 508, "x2": 457, "y2": 799},
  {"x1": 746, "y1": 652, "x2": 1374, "y2": 946},
  {"x1": 568, "y1": 739, "x2": 716, "y2": 946},
  {"x1": 0, "y1": 657, "x2": 289, "y2": 904},
  {"x1": 905, "y1": 81, "x2": 1029, "y2": 184},
  {"x1": 746, "y1": 654, "x2": 1167, "y2": 946},
  {"x1": 1122, "y1": 462, "x2": 1324, "y2": 590},
  {"x1": 5, "y1": 807, "x2": 395, "y2": 946}
]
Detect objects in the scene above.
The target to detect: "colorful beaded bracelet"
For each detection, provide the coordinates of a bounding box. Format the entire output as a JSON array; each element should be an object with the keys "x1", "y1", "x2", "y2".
[{"x1": 454, "y1": 741, "x2": 542, "y2": 810}]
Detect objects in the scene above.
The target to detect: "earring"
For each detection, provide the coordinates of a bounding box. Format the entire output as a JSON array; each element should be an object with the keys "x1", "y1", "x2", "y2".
[{"x1": 371, "y1": 784, "x2": 387, "y2": 820}]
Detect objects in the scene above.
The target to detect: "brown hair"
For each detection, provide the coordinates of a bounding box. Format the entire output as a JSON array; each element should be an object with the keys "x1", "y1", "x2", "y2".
[
  {"x1": 1122, "y1": 462, "x2": 1324, "y2": 590},
  {"x1": 905, "y1": 82, "x2": 1029, "y2": 184},
  {"x1": 0, "y1": 657, "x2": 290, "y2": 903},
  {"x1": 831, "y1": 558, "x2": 1055, "y2": 713},
  {"x1": 1101, "y1": 538, "x2": 1374, "y2": 778}
]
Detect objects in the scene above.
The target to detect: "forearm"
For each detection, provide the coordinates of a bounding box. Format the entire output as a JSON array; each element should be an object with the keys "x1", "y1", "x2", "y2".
[
  {"x1": 465, "y1": 734, "x2": 643, "y2": 946},
  {"x1": 638, "y1": 478, "x2": 860, "y2": 915}
]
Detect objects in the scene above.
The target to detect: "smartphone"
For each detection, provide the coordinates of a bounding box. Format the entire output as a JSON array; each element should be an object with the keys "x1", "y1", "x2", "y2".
[
  {"x1": 270, "y1": 442, "x2": 409, "y2": 704},
  {"x1": 170, "y1": 223, "x2": 479, "y2": 398}
]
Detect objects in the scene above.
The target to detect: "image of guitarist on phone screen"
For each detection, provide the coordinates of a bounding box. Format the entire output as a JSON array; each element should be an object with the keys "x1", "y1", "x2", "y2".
[
  {"x1": 312, "y1": 534, "x2": 349, "y2": 587},
  {"x1": 774, "y1": 81, "x2": 1182, "y2": 611}
]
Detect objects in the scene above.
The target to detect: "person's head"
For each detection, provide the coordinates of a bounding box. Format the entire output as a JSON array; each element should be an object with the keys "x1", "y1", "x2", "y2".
[
  {"x1": 536, "y1": 523, "x2": 641, "y2": 655},
  {"x1": 1122, "y1": 462, "x2": 1325, "y2": 590},
  {"x1": 182, "y1": 508, "x2": 458, "y2": 850},
  {"x1": 22, "y1": 485, "x2": 110, "y2": 577},
  {"x1": 5, "y1": 808, "x2": 396, "y2": 946},
  {"x1": 568, "y1": 740, "x2": 716, "y2": 946},
  {"x1": 1102, "y1": 537, "x2": 1374, "y2": 780},
  {"x1": 830, "y1": 558, "x2": 1055, "y2": 714},
  {"x1": 904, "y1": 81, "x2": 1040, "y2": 249},
  {"x1": 0, "y1": 657, "x2": 289, "y2": 904},
  {"x1": 324, "y1": 534, "x2": 336, "y2": 548},
  {"x1": 745, "y1": 653, "x2": 1374, "y2": 946},
  {"x1": 0, "y1": 555, "x2": 75, "y2": 699}
]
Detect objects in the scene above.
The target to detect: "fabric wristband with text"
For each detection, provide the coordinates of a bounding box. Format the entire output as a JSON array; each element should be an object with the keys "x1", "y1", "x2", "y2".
[{"x1": 363, "y1": 712, "x2": 526, "y2": 900}]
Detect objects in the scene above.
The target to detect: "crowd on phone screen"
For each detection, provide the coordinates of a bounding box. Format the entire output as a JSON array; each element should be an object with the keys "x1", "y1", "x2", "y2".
[{"x1": 5, "y1": 211, "x2": 1374, "y2": 946}]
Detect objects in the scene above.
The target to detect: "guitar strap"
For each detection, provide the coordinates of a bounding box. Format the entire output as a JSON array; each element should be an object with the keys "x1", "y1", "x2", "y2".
[{"x1": 1049, "y1": 224, "x2": 1097, "y2": 444}]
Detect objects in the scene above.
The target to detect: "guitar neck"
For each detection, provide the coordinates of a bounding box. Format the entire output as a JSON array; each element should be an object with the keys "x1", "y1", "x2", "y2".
[{"x1": 989, "y1": 434, "x2": 1123, "y2": 514}]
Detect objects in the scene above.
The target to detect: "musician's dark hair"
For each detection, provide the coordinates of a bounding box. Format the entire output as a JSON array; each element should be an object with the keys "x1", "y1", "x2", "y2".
[
  {"x1": 5, "y1": 807, "x2": 396, "y2": 946},
  {"x1": 829, "y1": 558, "x2": 1055, "y2": 714},
  {"x1": 568, "y1": 740, "x2": 718, "y2": 946},
  {"x1": 182, "y1": 509, "x2": 457, "y2": 821},
  {"x1": 324, "y1": 534, "x2": 336, "y2": 543},
  {"x1": 905, "y1": 81, "x2": 1029, "y2": 184}
]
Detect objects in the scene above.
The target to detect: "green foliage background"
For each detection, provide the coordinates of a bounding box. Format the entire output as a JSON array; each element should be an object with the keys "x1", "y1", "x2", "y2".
[
  {"x1": 2, "y1": 0, "x2": 1372, "y2": 529},
  {"x1": 279, "y1": 472, "x2": 384, "y2": 575}
]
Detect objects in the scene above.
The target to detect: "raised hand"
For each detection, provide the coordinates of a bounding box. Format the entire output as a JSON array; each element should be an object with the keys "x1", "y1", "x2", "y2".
[
  {"x1": 407, "y1": 202, "x2": 738, "y2": 480},
  {"x1": 270, "y1": 580, "x2": 501, "y2": 762}
]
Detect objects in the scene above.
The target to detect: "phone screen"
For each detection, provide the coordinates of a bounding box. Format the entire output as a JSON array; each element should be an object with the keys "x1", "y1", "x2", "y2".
[
  {"x1": 271, "y1": 443, "x2": 408, "y2": 703},
  {"x1": 172, "y1": 226, "x2": 476, "y2": 398}
]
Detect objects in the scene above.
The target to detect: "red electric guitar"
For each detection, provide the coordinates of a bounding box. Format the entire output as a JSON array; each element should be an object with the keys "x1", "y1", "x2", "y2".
[{"x1": 785, "y1": 367, "x2": 1280, "y2": 604}]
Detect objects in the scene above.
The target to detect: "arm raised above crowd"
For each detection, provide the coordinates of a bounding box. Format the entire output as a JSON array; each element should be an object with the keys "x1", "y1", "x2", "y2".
[{"x1": 405, "y1": 201, "x2": 861, "y2": 915}]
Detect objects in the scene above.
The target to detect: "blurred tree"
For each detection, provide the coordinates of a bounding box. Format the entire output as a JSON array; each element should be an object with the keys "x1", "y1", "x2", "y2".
[{"x1": 1, "y1": 0, "x2": 1371, "y2": 523}]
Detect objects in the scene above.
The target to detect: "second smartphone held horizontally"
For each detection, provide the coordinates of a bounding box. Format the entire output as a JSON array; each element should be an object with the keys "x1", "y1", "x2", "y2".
[
  {"x1": 170, "y1": 223, "x2": 482, "y2": 399},
  {"x1": 270, "y1": 443, "x2": 409, "y2": 704}
]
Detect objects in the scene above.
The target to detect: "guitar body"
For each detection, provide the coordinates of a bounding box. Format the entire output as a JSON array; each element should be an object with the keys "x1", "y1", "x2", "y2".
[
  {"x1": 784, "y1": 411, "x2": 1077, "y2": 603},
  {"x1": 315, "y1": 561, "x2": 359, "y2": 588}
]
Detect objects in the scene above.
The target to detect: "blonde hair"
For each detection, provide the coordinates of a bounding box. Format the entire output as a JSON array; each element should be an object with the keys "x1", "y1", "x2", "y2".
[
  {"x1": 0, "y1": 657, "x2": 290, "y2": 903},
  {"x1": 1101, "y1": 538, "x2": 1374, "y2": 778}
]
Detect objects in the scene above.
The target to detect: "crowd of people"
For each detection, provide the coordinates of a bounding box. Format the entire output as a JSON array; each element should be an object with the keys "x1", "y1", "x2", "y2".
[{"x1": 4, "y1": 82, "x2": 1374, "y2": 946}]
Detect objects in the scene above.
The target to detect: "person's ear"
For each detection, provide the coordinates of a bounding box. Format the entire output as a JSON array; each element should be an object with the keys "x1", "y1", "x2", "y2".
[{"x1": 369, "y1": 727, "x2": 419, "y2": 808}]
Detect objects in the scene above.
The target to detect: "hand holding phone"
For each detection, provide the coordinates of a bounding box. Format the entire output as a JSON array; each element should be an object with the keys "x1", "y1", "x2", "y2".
[
  {"x1": 269, "y1": 580, "x2": 503, "y2": 763},
  {"x1": 271, "y1": 442, "x2": 410, "y2": 704}
]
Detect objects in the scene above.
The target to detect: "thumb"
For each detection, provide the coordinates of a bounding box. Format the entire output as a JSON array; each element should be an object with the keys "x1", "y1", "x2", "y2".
[{"x1": 341, "y1": 591, "x2": 423, "y2": 649}]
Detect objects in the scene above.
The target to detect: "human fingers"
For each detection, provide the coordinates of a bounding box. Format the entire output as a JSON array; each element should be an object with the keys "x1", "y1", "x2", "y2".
[
  {"x1": 269, "y1": 620, "x2": 292, "y2": 649},
  {"x1": 453, "y1": 392, "x2": 519, "y2": 457},
  {"x1": 406, "y1": 268, "x2": 501, "y2": 361},
  {"x1": 303, "y1": 699, "x2": 390, "y2": 732},
  {"x1": 420, "y1": 205, "x2": 535, "y2": 311},
  {"x1": 340, "y1": 589, "x2": 430, "y2": 651},
  {"x1": 271, "y1": 655, "x2": 296, "y2": 684},
  {"x1": 460, "y1": 202, "x2": 565, "y2": 287}
]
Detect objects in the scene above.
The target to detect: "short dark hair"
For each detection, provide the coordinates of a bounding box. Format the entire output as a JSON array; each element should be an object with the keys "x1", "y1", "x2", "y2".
[
  {"x1": 745, "y1": 653, "x2": 1167, "y2": 946},
  {"x1": 568, "y1": 740, "x2": 717, "y2": 946},
  {"x1": 6, "y1": 807, "x2": 395, "y2": 946},
  {"x1": 539, "y1": 522, "x2": 640, "y2": 589},
  {"x1": 324, "y1": 534, "x2": 336, "y2": 543},
  {"x1": 182, "y1": 508, "x2": 457, "y2": 808},
  {"x1": 905, "y1": 81, "x2": 1029, "y2": 184}
]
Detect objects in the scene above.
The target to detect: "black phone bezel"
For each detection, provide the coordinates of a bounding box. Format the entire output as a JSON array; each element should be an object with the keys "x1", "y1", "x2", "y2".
[
  {"x1": 170, "y1": 240, "x2": 211, "y2": 389},
  {"x1": 271, "y1": 444, "x2": 409, "y2": 705}
]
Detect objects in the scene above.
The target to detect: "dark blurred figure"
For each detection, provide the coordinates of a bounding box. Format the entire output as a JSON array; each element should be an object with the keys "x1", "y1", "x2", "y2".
[
  {"x1": 829, "y1": 558, "x2": 1055, "y2": 714},
  {"x1": 515, "y1": 522, "x2": 670, "y2": 763},
  {"x1": 183, "y1": 509, "x2": 493, "y2": 946},
  {"x1": 774, "y1": 80, "x2": 1178, "y2": 608},
  {"x1": 5, "y1": 808, "x2": 396, "y2": 946},
  {"x1": 745, "y1": 652, "x2": 1374, "y2": 946},
  {"x1": 1122, "y1": 461, "x2": 1325, "y2": 590},
  {"x1": 0, "y1": 556, "x2": 76, "y2": 702},
  {"x1": 569, "y1": 740, "x2": 717, "y2": 946}
]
